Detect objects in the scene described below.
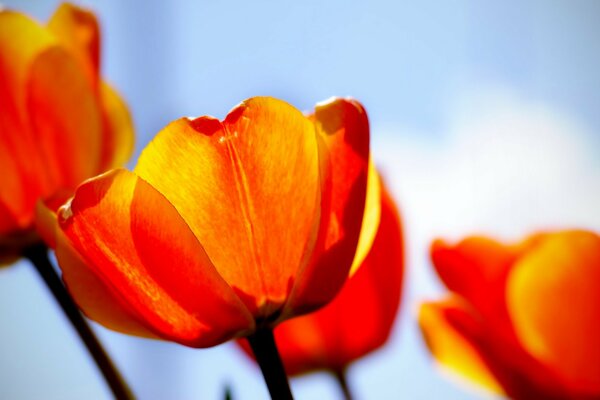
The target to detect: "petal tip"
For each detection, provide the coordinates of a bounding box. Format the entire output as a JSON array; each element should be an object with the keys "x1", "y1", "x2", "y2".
[
  {"x1": 430, "y1": 238, "x2": 450, "y2": 258},
  {"x1": 315, "y1": 96, "x2": 366, "y2": 115},
  {"x1": 187, "y1": 116, "x2": 223, "y2": 136}
]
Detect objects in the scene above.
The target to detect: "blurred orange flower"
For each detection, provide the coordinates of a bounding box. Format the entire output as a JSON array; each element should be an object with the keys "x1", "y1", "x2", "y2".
[
  {"x1": 54, "y1": 96, "x2": 371, "y2": 348},
  {"x1": 419, "y1": 230, "x2": 600, "y2": 399},
  {"x1": 0, "y1": 3, "x2": 134, "y2": 262},
  {"x1": 238, "y1": 177, "x2": 403, "y2": 376}
]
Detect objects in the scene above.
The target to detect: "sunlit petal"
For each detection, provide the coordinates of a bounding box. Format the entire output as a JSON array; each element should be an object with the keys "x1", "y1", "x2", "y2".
[
  {"x1": 58, "y1": 169, "x2": 254, "y2": 346},
  {"x1": 135, "y1": 97, "x2": 321, "y2": 317}
]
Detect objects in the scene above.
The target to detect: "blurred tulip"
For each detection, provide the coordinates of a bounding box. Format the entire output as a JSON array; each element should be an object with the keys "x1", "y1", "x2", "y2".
[
  {"x1": 419, "y1": 230, "x2": 600, "y2": 399},
  {"x1": 54, "y1": 96, "x2": 371, "y2": 349},
  {"x1": 238, "y1": 176, "x2": 403, "y2": 380},
  {"x1": 0, "y1": 3, "x2": 134, "y2": 263}
]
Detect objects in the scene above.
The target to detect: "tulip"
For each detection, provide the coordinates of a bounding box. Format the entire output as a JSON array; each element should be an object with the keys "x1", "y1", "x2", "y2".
[
  {"x1": 419, "y1": 230, "x2": 600, "y2": 399},
  {"x1": 0, "y1": 3, "x2": 134, "y2": 262},
  {"x1": 238, "y1": 176, "x2": 403, "y2": 399},
  {"x1": 54, "y1": 96, "x2": 371, "y2": 398},
  {"x1": 0, "y1": 4, "x2": 134, "y2": 398}
]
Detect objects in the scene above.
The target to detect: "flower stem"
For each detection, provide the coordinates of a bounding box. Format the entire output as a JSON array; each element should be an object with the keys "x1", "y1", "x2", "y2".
[
  {"x1": 333, "y1": 369, "x2": 354, "y2": 400},
  {"x1": 247, "y1": 328, "x2": 293, "y2": 400},
  {"x1": 23, "y1": 243, "x2": 134, "y2": 400}
]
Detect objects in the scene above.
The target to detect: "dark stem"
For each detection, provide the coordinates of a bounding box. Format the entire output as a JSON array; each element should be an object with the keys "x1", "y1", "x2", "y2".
[
  {"x1": 333, "y1": 369, "x2": 354, "y2": 400},
  {"x1": 23, "y1": 243, "x2": 134, "y2": 400},
  {"x1": 247, "y1": 328, "x2": 293, "y2": 400}
]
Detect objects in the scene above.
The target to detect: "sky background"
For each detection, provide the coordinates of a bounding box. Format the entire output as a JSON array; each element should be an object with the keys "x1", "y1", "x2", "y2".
[{"x1": 1, "y1": 1, "x2": 600, "y2": 399}]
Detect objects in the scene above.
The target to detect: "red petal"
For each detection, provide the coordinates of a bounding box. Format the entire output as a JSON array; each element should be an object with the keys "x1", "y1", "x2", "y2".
[
  {"x1": 272, "y1": 180, "x2": 403, "y2": 374},
  {"x1": 58, "y1": 169, "x2": 254, "y2": 347},
  {"x1": 285, "y1": 97, "x2": 370, "y2": 315}
]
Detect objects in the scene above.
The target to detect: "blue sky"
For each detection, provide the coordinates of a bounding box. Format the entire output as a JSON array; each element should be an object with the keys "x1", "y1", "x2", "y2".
[{"x1": 1, "y1": 1, "x2": 599, "y2": 399}]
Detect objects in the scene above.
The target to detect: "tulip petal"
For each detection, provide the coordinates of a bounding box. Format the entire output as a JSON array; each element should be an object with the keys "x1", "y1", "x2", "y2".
[
  {"x1": 47, "y1": 3, "x2": 100, "y2": 86},
  {"x1": 134, "y1": 97, "x2": 321, "y2": 317},
  {"x1": 419, "y1": 299, "x2": 505, "y2": 395},
  {"x1": 0, "y1": 11, "x2": 55, "y2": 230},
  {"x1": 58, "y1": 169, "x2": 254, "y2": 346},
  {"x1": 349, "y1": 159, "x2": 381, "y2": 276},
  {"x1": 430, "y1": 237, "x2": 519, "y2": 325},
  {"x1": 508, "y1": 230, "x2": 600, "y2": 394},
  {"x1": 274, "y1": 182, "x2": 402, "y2": 374},
  {"x1": 56, "y1": 229, "x2": 158, "y2": 339},
  {"x1": 286, "y1": 97, "x2": 370, "y2": 314},
  {"x1": 99, "y1": 82, "x2": 135, "y2": 170},
  {"x1": 26, "y1": 45, "x2": 102, "y2": 192}
]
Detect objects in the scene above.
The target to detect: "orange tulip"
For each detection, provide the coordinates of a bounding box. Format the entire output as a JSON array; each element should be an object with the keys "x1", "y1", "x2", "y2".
[
  {"x1": 419, "y1": 230, "x2": 600, "y2": 399},
  {"x1": 238, "y1": 177, "x2": 403, "y2": 376},
  {"x1": 0, "y1": 3, "x2": 134, "y2": 263},
  {"x1": 54, "y1": 96, "x2": 371, "y2": 348}
]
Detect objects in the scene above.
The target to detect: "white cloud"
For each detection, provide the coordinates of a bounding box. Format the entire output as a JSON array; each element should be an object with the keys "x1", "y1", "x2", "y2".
[{"x1": 375, "y1": 83, "x2": 600, "y2": 244}]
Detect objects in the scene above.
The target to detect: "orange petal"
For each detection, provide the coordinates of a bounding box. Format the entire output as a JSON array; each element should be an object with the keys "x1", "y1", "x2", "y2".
[
  {"x1": 430, "y1": 236, "x2": 519, "y2": 326},
  {"x1": 507, "y1": 230, "x2": 600, "y2": 394},
  {"x1": 285, "y1": 97, "x2": 370, "y2": 314},
  {"x1": 99, "y1": 82, "x2": 135, "y2": 170},
  {"x1": 47, "y1": 3, "x2": 100, "y2": 87},
  {"x1": 419, "y1": 299, "x2": 506, "y2": 395},
  {"x1": 57, "y1": 169, "x2": 254, "y2": 347},
  {"x1": 26, "y1": 45, "x2": 102, "y2": 192},
  {"x1": 273, "y1": 181, "x2": 403, "y2": 374},
  {"x1": 0, "y1": 10, "x2": 55, "y2": 230},
  {"x1": 134, "y1": 97, "x2": 321, "y2": 317},
  {"x1": 56, "y1": 228, "x2": 158, "y2": 339}
]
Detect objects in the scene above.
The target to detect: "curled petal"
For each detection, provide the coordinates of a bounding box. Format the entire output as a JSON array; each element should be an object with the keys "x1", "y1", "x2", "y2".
[
  {"x1": 135, "y1": 97, "x2": 321, "y2": 318},
  {"x1": 508, "y1": 230, "x2": 600, "y2": 394},
  {"x1": 349, "y1": 159, "x2": 381, "y2": 276},
  {"x1": 286, "y1": 97, "x2": 370, "y2": 315},
  {"x1": 58, "y1": 169, "x2": 254, "y2": 347}
]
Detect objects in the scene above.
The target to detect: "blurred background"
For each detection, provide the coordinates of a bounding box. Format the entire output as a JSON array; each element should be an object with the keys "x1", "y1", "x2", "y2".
[{"x1": 1, "y1": 1, "x2": 600, "y2": 399}]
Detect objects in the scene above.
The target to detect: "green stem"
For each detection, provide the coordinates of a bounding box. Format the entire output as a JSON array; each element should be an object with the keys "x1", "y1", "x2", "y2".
[
  {"x1": 247, "y1": 328, "x2": 293, "y2": 400},
  {"x1": 23, "y1": 243, "x2": 134, "y2": 400},
  {"x1": 334, "y1": 369, "x2": 354, "y2": 400}
]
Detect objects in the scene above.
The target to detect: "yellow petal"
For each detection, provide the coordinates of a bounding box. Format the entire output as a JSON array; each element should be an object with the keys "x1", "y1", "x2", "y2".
[{"x1": 508, "y1": 230, "x2": 600, "y2": 394}]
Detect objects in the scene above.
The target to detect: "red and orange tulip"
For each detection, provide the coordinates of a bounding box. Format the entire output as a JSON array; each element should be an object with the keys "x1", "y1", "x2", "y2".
[
  {"x1": 54, "y1": 96, "x2": 371, "y2": 348},
  {"x1": 419, "y1": 230, "x2": 600, "y2": 399},
  {"x1": 0, "y1": 3, "x2": 134, "y2": 262},
  {"x1": 239, "y1": 178, "x2": 403, "y2": 376}
]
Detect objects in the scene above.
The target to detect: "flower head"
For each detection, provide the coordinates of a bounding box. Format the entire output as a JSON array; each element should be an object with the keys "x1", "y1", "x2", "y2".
[
  {"x1": 239, "y1": 177, "x2": 403, "y2": 375},
  {"x1": 55, "y1": 96, "x2": 371, "y2": 347},
  {"x1": 419, "y1": 230, "x2": 600, "y2": 399},
  {"x1": 0, "y1": 3, "x2": 134, "y2": 262}
]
